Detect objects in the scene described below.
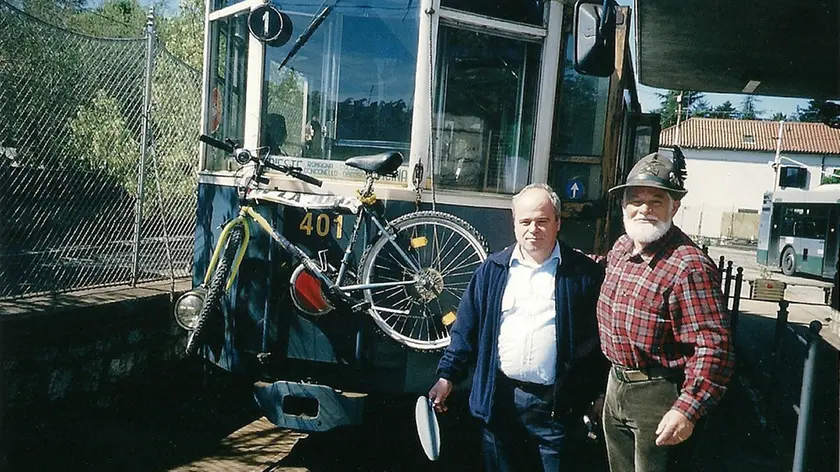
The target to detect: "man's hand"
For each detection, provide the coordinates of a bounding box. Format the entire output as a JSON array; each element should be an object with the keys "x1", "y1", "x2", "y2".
[
  {"x1": 654, "y1": 409, "x2": 694, "y2": 446},
  {"x1": 588, "y1": 394, "x2": 606, "y2": 424},
  {"x1": 428, "y1": 378, "x2": 453, "y2": 413}
]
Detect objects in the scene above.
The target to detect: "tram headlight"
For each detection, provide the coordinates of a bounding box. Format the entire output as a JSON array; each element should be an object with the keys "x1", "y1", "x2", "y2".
[{"x1": 174, "y1": 287, "x2": 206, "y2": 330}]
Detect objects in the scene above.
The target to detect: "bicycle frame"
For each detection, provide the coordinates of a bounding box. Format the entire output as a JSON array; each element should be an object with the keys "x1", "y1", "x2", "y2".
[{"x1": 203, "y1": 186, "x2": 424, "y2": 305}]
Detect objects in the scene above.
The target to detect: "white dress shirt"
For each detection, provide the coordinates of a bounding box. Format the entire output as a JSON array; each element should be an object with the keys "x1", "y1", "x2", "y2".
[{"x1": 497, "y1": 243, "x2": 561, "y2": 385}]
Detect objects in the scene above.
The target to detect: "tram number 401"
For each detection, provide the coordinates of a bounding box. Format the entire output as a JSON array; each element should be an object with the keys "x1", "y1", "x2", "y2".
[{"x1": 299, "y1": 212, "x2": 344, "y2": 239}]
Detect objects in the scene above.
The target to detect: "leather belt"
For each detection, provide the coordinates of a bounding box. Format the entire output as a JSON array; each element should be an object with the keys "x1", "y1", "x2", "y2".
[
  {"x1": 612, "y1": 365, "x2": 681, "y2": 383},
  {"x1": 498, "y1": 372, "x2": 553, "y2": 394}
]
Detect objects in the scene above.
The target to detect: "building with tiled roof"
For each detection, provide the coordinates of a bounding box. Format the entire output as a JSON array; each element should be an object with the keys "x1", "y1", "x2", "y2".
[
  {"x1": 655, "y1": 118, "x2": 840, "y2": 242},
  {"x1": 660, "y1": 118, "x2": 840, "y2": 155}
]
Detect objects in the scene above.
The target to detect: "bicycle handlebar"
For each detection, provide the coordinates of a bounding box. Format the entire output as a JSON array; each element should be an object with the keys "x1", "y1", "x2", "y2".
[
  {"x1": 199, "y1": 134, "x2": 322, "y2": 187},
  {"x1": 199, "y1": 134, "x2": 234, "y2": 153}
]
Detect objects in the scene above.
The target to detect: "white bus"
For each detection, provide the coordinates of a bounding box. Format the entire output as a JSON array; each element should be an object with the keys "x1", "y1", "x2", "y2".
[{"x1": 757, "y1": 184, "x2": 840, "y2": 279}]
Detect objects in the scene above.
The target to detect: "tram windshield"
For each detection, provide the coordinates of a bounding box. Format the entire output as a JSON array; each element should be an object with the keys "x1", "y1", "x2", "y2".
[{"x1": 261, "y1": 1, "x2": 420, "y2": 162}]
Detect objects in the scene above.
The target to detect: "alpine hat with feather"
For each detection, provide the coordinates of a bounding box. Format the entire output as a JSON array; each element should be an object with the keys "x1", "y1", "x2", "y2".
[{"x1": 609, "y1": 146, "x2": 688, "y2": 200}]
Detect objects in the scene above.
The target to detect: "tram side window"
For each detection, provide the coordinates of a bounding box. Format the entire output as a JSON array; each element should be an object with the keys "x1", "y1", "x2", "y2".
[
  {"x1": 441, "y1": 0, "x2": 545, "y2": 26},
  {"x1": 211, "y1": 0, "x2": 246, "y2": 14},
  {"x1": 261, "y1": 1, "x2": 419, "y2": 166},
  {"x1": 548, "y1": 33, "x2": 610, "y2": 201},
  {"x1": 552, "y1": 35, "x2": 610, "y2": 158},
  {"x1": 204, "y1": 14, "x2": 249, "y2": 171},
  {"x1": 432, "y1": 26, "x2": 540, "y2": 194}
]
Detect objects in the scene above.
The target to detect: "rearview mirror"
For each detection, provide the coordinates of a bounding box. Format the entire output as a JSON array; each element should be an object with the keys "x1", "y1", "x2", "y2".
[{"x1": 573, "y1": 0, "x2": 616, "y2": 77}]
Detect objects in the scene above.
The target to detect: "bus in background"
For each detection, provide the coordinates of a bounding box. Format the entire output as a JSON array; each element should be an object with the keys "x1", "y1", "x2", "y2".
[{"x1": 757, "y1": 184, "x2": 840, "y2": 279}]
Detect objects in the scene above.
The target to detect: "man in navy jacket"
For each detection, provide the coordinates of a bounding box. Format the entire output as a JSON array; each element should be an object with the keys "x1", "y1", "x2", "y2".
[{"x1": 429, "y1": 184, "x2": 607, "y2": 471}]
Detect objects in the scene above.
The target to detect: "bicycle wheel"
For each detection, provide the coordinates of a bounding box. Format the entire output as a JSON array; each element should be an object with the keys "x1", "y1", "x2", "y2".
[
  {"x1": 185, "y1": 224, "x2": 244, "y2": 356},
  {"x1": 359, "y1": 211, "x2": 489, "y2": 351}
]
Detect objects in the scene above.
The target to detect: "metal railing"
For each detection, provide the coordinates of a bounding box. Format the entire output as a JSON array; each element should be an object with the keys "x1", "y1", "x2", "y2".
[
  {"x1": 0, "y1": 2, "x2": 200, "y2": 299},
  {"x1": 707, "y1": 245, "x2": 831, "y2": 472}
]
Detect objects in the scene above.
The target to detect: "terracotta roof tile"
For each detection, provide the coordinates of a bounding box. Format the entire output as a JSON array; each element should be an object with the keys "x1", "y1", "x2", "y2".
[{"x1": 660, "y1": 118, "x2": 840, "y2": 154}]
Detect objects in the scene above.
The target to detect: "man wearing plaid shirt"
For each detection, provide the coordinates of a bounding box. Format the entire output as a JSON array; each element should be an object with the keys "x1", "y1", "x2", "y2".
[{"x1": 597, "y1": 148, "x2": 735, "y2": 472}]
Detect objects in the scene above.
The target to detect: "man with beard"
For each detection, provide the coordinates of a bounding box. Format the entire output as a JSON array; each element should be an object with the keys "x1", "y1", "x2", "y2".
[
  {"x1": 429, "y1": 184, "x2": 607, "y2": 471},
  {"x1": 597, "y1": 148, "x2": 734, "y2": 472}
]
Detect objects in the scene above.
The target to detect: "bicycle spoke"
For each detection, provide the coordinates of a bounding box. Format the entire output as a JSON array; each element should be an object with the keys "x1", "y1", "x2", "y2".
[
  {"x1": 443, "y1": 287, "x2": 466, "y2": 299},
  {"x1": 384, "y1": 249, "x2": 415, "y2": 275},
  {"x1": 434, "y1": 230, "x2": 461, "y2": 272},
  {"x1": 371, "y1": 305, "x2": 411, "y2": 315},
  {"x1": 443, "y1": 268, "x2": 483, "y2": 279},
  {"x1": 440, "y1": 244, "x2": 480, "y2": 275}
]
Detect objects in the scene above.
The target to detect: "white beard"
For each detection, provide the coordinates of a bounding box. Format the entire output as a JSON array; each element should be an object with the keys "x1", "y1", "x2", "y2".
[{"x1": 623, "y1": 213, "x2": 672, "y2": 245}]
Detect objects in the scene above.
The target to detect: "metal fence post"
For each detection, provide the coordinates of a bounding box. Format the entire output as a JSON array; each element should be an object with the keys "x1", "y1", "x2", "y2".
[
  {"x1": 792, "y1": 321, "x2": 823, "y2": 472},
  {"x1": 730, "y1": 267, "x2": 743, "y2": 343},
  {"x1": 772, "y1": 300, "x2": 790, "y2": 382},
  {"x1": 717, "y1": 255, "x2": 725, "y2": 275},
  {"x1": 131, "y1": 8, "x2": 156, "y2": 286},
  {"x1": 723, "y1": 260, "x2": 734, "y2": 303}
]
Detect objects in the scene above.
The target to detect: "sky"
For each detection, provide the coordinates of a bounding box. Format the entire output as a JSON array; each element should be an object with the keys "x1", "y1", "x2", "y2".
[{"x1": 617, "y1": 0, "x2": 810, "y2": 118}]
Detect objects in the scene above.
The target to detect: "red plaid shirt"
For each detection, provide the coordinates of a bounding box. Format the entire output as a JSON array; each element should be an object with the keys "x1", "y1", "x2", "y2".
[{"x1": 596, "y1": 226, "x2": 734, "y2": 423}]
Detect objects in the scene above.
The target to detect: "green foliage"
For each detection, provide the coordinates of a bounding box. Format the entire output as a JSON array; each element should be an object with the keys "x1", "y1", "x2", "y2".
[
  {"x1": 655, "y1": 90, "x2": 706, "y2": 128},
  {"x1": 821, "y1": 170, "x2": 840, "y2": 185},
  {"x1": 156, "y1": 0, "x2": 204, "y2": 70},
  {"x1": 68, "y1": 0, "x2": 146, "y2": 38},
  {"x1": 69, "y1": 89, "x2": 139, "y2": 193},
  {"x1": 795, "y1": 100, "x2": 829, "y2": 122},
  {"x1": 739, "y1": 96, "x2": 762, "y2": 120},
  {"x1": 706, "y1": 100, "x2": 737, "y2": 119},
  {"x1": 770, "y1": 112, "x2": 787, "y2": 121},
  {"x1": 148, "y1": 52, "x2": 201, "y2": 203}
]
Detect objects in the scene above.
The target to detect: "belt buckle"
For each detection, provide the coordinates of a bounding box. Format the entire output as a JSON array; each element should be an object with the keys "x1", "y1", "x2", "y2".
[{"x1": 624, "y1": 370, "x2": 648, "y2": 382}]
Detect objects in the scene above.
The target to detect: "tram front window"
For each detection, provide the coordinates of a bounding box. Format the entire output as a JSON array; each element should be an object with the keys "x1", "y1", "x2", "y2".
[
  {"x1": 433, "y1": 26, "x2": 540, "y2": 194},
  {"x1": 204, "y1": 13, "x2": 249, "y2": 171},
  {"x1": 261, "y1": 0, "x2": 419, "y2": 164}
]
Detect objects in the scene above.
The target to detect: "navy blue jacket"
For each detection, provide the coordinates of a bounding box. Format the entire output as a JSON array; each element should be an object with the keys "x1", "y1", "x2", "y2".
[{"x1": 437, "y1": 242, "x2": 607, "y2": 423}]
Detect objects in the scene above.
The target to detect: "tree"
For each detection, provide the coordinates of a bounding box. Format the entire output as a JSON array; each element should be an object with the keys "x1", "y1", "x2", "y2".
[
  {"x1": 655, "y1": 90, "x2": 706, "y2": 128},
  {"x1": 69, "y1": 89, "x2": 138, "y2": 194},
  {"x1": 708, "y1": 100, "x2": 737, "y2": 119},
  {"x1": 822, "y1": 170, "x2": 840, "y2": 185},
  {"x1": 770, "y1": 112, "x2": 787, "y2": 121},
  {"x1": 156, "y1": 0, "x2": 204, "y2": 70},
  {"x1": 740, "y1": 96, "x2": 761, "y2": 120},
  {"x1": 796, "y1": 100, "x2": 829, "y2": 122},
  {"x1": 68, "y1": 0, "x2": 146, "y2": 38}
]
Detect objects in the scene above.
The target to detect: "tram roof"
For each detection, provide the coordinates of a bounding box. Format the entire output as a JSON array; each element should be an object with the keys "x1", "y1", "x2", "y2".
[
  {"x1": 773, "y1": 184, "x2": 840, "y2": 204},
  {"x1": 634, "y1": 0, "x2": 839, "y2": 100}
]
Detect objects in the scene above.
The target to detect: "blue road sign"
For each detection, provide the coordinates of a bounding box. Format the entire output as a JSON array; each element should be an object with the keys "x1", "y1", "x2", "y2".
[{"x1": 565, "y1": 179, "x2": 585, "y2": 200}]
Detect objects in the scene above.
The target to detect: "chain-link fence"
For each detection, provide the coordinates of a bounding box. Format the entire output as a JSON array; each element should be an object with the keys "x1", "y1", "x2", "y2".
[{"x1": 0, "y1": 1, "x2": 200, "y2": 299}]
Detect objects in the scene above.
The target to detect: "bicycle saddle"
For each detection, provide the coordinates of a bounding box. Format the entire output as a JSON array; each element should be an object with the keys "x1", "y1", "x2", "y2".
[{"x1": 345, "y1": 151, "x2": 403, "y2": 175}]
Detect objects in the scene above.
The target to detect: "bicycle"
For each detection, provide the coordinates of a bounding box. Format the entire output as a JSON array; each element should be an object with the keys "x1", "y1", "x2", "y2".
[{"x1": 178, "y1": 135, "x2": 489, "y2": 355}]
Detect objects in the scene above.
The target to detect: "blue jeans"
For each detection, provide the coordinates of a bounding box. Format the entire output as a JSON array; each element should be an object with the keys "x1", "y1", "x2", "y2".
[{"x1": 482, "y1": 375, "x2": 570, "y2": 472}]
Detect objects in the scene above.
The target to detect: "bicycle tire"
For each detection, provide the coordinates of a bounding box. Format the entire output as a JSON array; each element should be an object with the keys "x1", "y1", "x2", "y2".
[
  {"x1": 185, "y1": 224, "x2": 244, "y2": 356},
  {"x1": 359, "y1": 211, "x2": 489, "y2": 351}
]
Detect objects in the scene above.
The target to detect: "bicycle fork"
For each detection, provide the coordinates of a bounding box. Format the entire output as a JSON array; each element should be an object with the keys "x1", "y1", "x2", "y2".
[{"x1": 205, "y1": 211, "x2": 252, "y2": 291}]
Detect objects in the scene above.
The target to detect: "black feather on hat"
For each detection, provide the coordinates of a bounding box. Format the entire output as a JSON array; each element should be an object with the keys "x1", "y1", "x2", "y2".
[{"x1": 669, "y1": 146, "x2": 688, "y2": 189}]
